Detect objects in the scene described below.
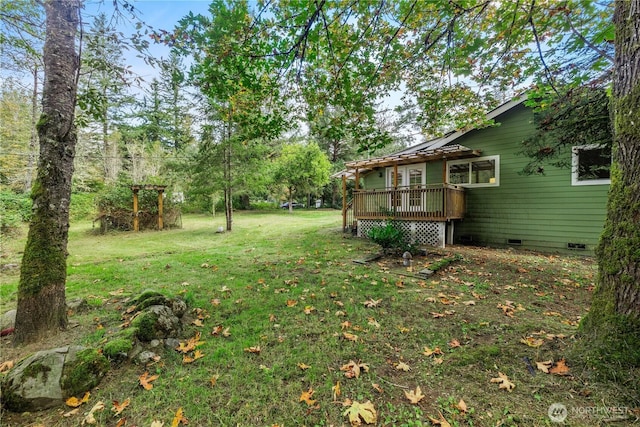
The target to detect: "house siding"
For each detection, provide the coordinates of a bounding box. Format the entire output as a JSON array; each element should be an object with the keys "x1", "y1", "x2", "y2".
[
  {"x1": 355, "y1": 102, "x2": 608, "y2": 254},
  {"x1": 362, "y1": 171, "x2": 385, "y2": 189},
  {"x1": 450, "y1": 104, "x2": 608, "y2": 254}
]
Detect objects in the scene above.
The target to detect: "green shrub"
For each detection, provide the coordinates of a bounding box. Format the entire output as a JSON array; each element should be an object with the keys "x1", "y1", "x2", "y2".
[
  {"x1": 70, "y1": 192, "x2": 97, "y2": 221},
  {"x1": 250, "y1": 201, "x2": 278, "y2": 210},
  {"x1": 367, "y1": 222, "x2": 406, "y2": 254},
  {"x1": 0, "y1": 190, "x2": 31, "y2": 233},
  {"x1": 367, "y1": 220, "x2": 423, "y2": 255}
]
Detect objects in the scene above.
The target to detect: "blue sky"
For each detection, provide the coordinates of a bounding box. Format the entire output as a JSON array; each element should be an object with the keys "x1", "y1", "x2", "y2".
[{"x1": 83, "y1": 0, "x2": 213, "y2": 79}]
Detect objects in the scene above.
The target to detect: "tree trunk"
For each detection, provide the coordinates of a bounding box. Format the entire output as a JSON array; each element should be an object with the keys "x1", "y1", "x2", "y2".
[
  {"x1": 579, "y1": 0, "x2": 640, "y2": 374},
  {"x1": 14, "y1": 0, "x2": 80, "y2": 345},
  {"x1": 24, "y1": 64, "x2": 39, "y2": 193}
]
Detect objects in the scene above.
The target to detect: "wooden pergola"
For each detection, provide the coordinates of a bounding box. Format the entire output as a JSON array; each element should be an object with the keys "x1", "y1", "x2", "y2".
[
  {"x1": 334, "y1": 144, "x2": 481, "y2": 231},
  {"x1": 131, "y1": 184, "x2": 167, "y2": 232}
]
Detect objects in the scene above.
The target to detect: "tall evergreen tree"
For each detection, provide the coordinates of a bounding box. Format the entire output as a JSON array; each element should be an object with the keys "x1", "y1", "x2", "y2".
[
  {"x1": 172, "y1": 0, "x2": 286, "y2": 230},
  {"x1": 78, "y1": 13, "x2": 135, "y2": 183}
]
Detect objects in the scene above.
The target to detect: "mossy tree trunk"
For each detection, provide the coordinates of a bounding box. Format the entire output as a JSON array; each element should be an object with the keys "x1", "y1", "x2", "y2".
[
  {"x1": 14, "y1": 0, "x2": 81, "y2": 345},
  {"x1": 579, "y1": 0, "x2": 640, "y2": 372}
]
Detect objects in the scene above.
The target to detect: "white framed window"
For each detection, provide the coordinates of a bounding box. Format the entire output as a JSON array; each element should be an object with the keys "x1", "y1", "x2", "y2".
[
  {"x1": 386, "y1": 165, "x2": 426, "y2": 188},
  {"x1": 572, "y1": 144, "x2": 611, "y2": 186},
  {"x1": 447, "y1": 155, "x2": 500, "y2": 187}
]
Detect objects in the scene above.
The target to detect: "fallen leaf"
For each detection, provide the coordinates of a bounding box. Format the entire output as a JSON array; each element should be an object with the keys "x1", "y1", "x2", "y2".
[
  {"x1": 343, "y1": 332, "x2": 358, "y2": 342},
  {"x1": 490, "y1": 372, "x2": 515, "y2": 392},
  {"x1": 520, "y1": 336, "x2": 545, "y2": 347},
  {"x1": 171, "y1": 407, "x2": 188, "y2": 427},
  {"x1": 428, "y1": 410, "x2": 452, "y2": 427},
  {"x1": 139, "y1": 372, "x2": 159, "y2": 390},
  {"x1": 404, "y1": 386, "x2": 425, "y2": 404},
  {"x1": 150, "y1": 421, "x2": 164, "y2": 427},
  {"x1": 423, "y1": 346, "x2": 443, "y2": 357},
  {"x1": 341, "y1": 360, "x2": 369, "y2": 378},
  {"x1": 192, "y1": 319, "x2": 204, "y2": 327},
  {"x1": 362, "y1": 298, "x2": 382, "y2": 308},
  {"x1": 303, "y1": 305, "x2": 315, "y2": 314},
  {"x1": 115, "y1": 419, "x2": 126, "y2": 427},
  {"x1": 395, "y1": 361, "x2": 411, "y2": 371},
  {"x1": 343, "y1": 400, "x2": 377, "y2": 426},
  {"x1": 448, "y1": 339, "x2": 461, "y2": 348},
  {"x1": 536, "y1": 360, "x2": 554, "y2": 373},
  {"x1": 299, "y1": 388, "x2": 316, "y2": 405},
  {"x1": 211, "y1": 298, "x2": 221, "y2": 306},
  {"x1": 66, "y1": 391, "x2": 90, "y2": 408},
  {"x1": 81, "y1": 401, "x2": 105, "y2": 425},
  {"x1": 297, "y1": 362, "x2": 311, "y2": 370},
  {"x1": 332, "y1": 381, "x2": 341, "y2": 401},
  {"x1": 0, "y1": 360, "x2": 14, "y2": 372},
  {"x1": 367, "y1": 318, "x2": 380, "y2": 328},
  {"x1": 209, "y1": 373, "x2": 220, "y2": 387},
  {"x1": 286, "y1": 299, "x2": 298, "y2": 307},
  {"x1": 456, "y1": 399, "x2": 468, "y2": 413},
  {"x1": 63, "y1": 408, "x2": 80, "y2": 417},
  {"x1": 372, "y1": 383, "x2": 383, "y2": 393},
  {"x1": 176, "y1": 331, "x2": 204, "y2": 353},
  {"x1": 549, "y1": 358, "x2": 570, "y2": 375},
  {"x1": 544, "y1": 311, "x2": 563, "y2": 317},
  {"x1": 244, "y1": 346, "x2": 261, "y2": 354},
  {"x1": 463, "y1": 300, "x2": 476, "y2": 306},
  {"x1": 111, "y1": 398, "x2": 130, "y2": 416},
  {"x1": 109, "y1": 288, "x2": 125, "y2": 296}
]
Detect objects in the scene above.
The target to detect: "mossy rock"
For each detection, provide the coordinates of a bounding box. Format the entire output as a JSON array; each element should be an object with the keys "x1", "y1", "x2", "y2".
[
  {"x1": 1, "y1": 346, "x2": 109, "y2": 412},
  {"x1": 103, "y1": 338, "x2": 134, "y2": 360},
  {"x1": 60, "y1": 348, "x2": 109, "y2": 398},
  {"x1": 135, "y1": 290, "x2": 168, "y2": 305},
  {"x1": 131, "y1": 305, "x2": 181, "y2": 342}
]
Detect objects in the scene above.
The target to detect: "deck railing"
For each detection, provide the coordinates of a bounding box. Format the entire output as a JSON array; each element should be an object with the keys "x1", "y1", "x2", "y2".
[{"x1": 351, "y1": 184, "x2": 465, "y2": 221}]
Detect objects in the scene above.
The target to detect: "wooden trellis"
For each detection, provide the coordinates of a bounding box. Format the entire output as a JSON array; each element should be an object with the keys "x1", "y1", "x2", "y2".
[{"x1": 131, "y1": 184, "x2": 167, "y2": 232}]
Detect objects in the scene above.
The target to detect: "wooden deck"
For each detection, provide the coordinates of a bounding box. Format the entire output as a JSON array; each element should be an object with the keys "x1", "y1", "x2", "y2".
[{"x1": 351, "y1": 184, "x2": 465, "y2": 222}]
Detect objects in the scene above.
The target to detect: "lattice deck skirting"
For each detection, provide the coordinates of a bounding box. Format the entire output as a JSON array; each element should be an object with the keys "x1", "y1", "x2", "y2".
[{"x1": 357, "y1": 219, "x2": 446, "y2": 248}]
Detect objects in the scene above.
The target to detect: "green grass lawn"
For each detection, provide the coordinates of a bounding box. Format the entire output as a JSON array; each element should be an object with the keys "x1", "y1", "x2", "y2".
[{"x1": 0, "y1": 211, "x2": 638, "y2": 426}]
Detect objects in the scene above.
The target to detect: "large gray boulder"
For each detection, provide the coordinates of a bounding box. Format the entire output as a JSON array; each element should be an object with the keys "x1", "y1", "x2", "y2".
[
  {"x1": 1, "y1": 346, "x2": 109, "y2": 412},
  {"x1": 0, "y1": 309, "x2": 16, "y2": 331}
]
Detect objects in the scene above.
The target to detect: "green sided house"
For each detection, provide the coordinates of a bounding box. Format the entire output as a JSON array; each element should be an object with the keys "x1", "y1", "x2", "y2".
[{"x1": 336, "y1": 96, "x2": 611, "y2": 254}]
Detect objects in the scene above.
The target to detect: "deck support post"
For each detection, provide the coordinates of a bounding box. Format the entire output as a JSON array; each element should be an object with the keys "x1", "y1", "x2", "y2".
[
  {"x1": 342, "y1": 174, "x2": 347, "y2": 232},
  {"x1": 133, "y1": 189, "x2": 139, "y2": 232},
  {"x1": 393, "y1": 164, "x2": 398, "y2": 188},
  {"x1": 447, "y1": 221, "x2": 454, "y2": 245},
  {"x1": 158, "y1": 188, "x2": 164, "y2": 230}
]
